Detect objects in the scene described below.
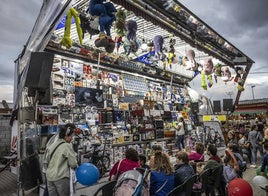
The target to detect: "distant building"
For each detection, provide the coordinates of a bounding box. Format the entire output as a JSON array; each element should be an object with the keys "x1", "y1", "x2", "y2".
[
  {"x1": 0, "y1": 100, "x2": 13, "y2": 156},
  {"x1": 232, "y1": 98, "x2": 268, "y2": 120}
]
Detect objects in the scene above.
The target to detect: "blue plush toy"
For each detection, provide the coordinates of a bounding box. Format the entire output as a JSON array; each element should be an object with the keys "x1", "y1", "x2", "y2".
[{"x1": 87, "y1": 0, "x2": 117, "y2": 52}]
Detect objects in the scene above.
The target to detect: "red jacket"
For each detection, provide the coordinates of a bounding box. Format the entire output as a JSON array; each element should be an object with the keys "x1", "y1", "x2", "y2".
[{"x1": 109, "y1": 158, "x2": 140, "y2": 180}]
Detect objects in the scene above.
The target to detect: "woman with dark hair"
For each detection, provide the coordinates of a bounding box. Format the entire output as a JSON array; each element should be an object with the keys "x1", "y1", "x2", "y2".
[
  {"x1": 109, "y1": 148, "x2": 140, "y2": 180},
  {"x1": 176, "y1": 117, "x2": 186, "y2": 151},
  {"x1": 45, "y1": 123, "x2": 78, "y2": 196},
  {"x1": 149, "y1": 151, "x2": 174, "y2": 196}
]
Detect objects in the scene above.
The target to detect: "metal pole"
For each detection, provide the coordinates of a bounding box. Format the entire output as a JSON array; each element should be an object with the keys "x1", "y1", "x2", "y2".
[{"x1": 251, "y1": 85, "x2": 255, "y2": 99}]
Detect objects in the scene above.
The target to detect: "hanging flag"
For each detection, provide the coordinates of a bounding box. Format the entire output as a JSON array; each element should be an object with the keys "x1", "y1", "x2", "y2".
[{"x1": 56, "y1": 15, "x2": 75, "y2": 30}]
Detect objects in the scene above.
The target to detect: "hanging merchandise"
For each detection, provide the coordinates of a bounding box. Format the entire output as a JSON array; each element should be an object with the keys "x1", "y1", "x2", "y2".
[
  {"x1": 123, "y1": 20, "x2": 139, "y2": 56},
  {"x1": 153, "y1": 35, "x2": 166, "y2": 61},
  {"x1": 87, "y1": 0, "x2": 117, "y2": 52},
  {"x1": 61, "y1": 8, "x2": 83, "y2": 49},
  {"x1": 167, "y1": 38, "x2": 176, "y2": 69},
  {"x1": 114, "y1": 9, "x2": 127, "y2": 52},
  {"x1": 201, "y1": 58, "x2": 214, "y2": 90},
  {"x1": 221, "y1": 66, "x2": 233, "y2": 83}
]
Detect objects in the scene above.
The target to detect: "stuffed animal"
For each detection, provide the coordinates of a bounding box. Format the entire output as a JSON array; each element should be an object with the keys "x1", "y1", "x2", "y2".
[
  {"x1": 201, "y1": 58, "x2": 214, "y2": 90},
  {"x1": 123, "y1": 20, "x2": 139, "y2": 56},
  {"x1": 234, "y1": 66, "x2": 245, "y2": 91},
  {"x1": 184, "y1": 49, "x2": 198, "y2": 71},
  {"x1": 79, "y1": 13, "x2": 100, "y2": 39},
  {"x1": 153, "y1": 35, "x2": 165, "y2": 60},
  {"x1": 114, "y1": 9, "x2": 127, "y2": 52},
  {"x1": 167, "y1": 38, "x2": 176, "y2": 69},
  {"x1": 61, "y1": 8, "x2": 83, "y2": 49},
  {"x1": 87, "y1": 0, "x2": 117, "y2": 52},
  {"x1": 221, "y1": 66, "x2": 233, "y2": 83}
]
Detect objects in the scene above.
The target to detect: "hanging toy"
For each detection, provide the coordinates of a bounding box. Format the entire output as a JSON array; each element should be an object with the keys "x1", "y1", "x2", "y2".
[
  {"x1": 185, "y1": 49, "x2": 198, "y2": 71},
  {"x1": 221, "y1": 66, "x2": 233, "y2": 83},
  {"x1": 87, "y1": 0, "x2": 117, "y2": 53},
  {"x1": 113, "y1": 9, "x2": 127, "y2": 52},
  {"x1": 234, "y1": 66, "x2": 246, "y2": 91},
  {"x1": 61, "y1": 8, "x2": 83, "y2": 49},
  {"x1": 201, "y1": 58, "x2": 214, "y2": 90},
  {"x1": 167, "y1": 38, "x2": 176, "y2": 69},
  {"x1": 123, "y1": 20, "x2": 139, "y2": 56},
  {"x1": 153, "y1": 35, "x2": 166, "y2": 61}
]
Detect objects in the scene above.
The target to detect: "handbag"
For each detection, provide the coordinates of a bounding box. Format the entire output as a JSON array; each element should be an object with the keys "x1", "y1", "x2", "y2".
[{"x1": 111, "y1": 160, "x2": 122, "y2": 180}]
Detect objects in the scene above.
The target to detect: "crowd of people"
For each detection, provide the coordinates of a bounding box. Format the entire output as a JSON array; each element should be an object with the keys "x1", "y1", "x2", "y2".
[{"x1": 43, "y1": 117, "x2": 268, "y2": 196}]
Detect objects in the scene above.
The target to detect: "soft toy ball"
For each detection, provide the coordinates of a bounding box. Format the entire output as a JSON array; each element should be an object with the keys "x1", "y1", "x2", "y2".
[
  {"x1": 252, "y1": 175, "x2": 268, "y2": 189},
  {"x1": 76, "y1": 163, "x2": 99, "y2": 186},
  {"x1": 228, "y1": 178, "x2": 253, "y2": 196}
]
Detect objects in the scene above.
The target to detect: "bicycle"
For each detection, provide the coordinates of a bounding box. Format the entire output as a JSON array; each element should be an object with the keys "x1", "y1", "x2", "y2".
[{"x1": 83, "y1": 139, "x2": 111, "y2": 178}]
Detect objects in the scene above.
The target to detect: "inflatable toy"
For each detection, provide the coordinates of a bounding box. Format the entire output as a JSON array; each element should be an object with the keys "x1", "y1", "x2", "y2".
[
  {"x1": 228, "y1": 178, "x2": 253, "y2": 196},
  {"x1": 76, "y1": 163, "x2": 99, "y2": 186}
]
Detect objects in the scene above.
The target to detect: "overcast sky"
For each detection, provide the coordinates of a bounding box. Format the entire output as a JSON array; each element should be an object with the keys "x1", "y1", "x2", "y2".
[{"x1": 0, "y1": 0, "x2": 267, "y2": 103}]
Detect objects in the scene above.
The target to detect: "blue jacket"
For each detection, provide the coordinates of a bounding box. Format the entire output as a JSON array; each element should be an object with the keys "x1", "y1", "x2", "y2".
[
  {"x1": 150, "y1": 170, "x2": 174, "y2": 196},
  {"x1": 174, "y1": 163, "x2": 195, "y2": 187}
]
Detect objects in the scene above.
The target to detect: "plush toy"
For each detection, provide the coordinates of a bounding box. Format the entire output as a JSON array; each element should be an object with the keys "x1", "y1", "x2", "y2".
[
  {"x1": 234, "y1": 66, "x2": 245, "y2": 91},
  {"x1": 201, "y1": 58, "x2": 214, "y2": 90},
  {"x1": 123, "y1": 20, "x2": 139, "y2": 56},
  {"x1": 79, "y1": 13, "x2": 100, "y2": 39},
  {"x1": 61, "y1": 8, "x2": 83, "y2": 49},
  {"x1": 153, "y1": 35, "x2": 165, "y2": 60},
  {"x1": 87, "y1": 0, "x2": 117, "y2": 52},
  {"x1": 184, "y1": 49, "x2": 198, "y2": 71},
  {"x1": 221, "y1": 66, "x2": 233, "y2": 83},
  {"x1": 114, "y1": 9, "x2": 127, "y2": 52},
  {"x1": 167, "y1": 38, "x2": 176, "y2": 69}
]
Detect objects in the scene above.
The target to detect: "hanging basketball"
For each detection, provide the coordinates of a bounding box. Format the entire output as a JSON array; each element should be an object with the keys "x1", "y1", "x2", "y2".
[{"x1": 76, "y1": 163, "x2": 99, "y2": 186}]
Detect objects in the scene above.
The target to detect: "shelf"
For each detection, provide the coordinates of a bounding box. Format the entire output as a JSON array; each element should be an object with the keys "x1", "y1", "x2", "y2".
[{"x1": 112, "y1": 137, "x2": 174, "y2": 147}]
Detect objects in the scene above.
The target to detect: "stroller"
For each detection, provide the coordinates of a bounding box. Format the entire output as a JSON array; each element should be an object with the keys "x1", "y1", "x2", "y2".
[{"x1": 113, "y1": 168, "x2": 150, "y2": 196}]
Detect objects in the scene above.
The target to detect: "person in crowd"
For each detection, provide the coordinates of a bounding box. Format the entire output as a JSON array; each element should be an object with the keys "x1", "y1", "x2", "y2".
[
  {"x1": 261, "y1": 142, "x2": 268, "y2": 176},
  {"x1": 248, "y1": 124, "x2": 264, "y2": 168},
  {"x1": 257, "y1": 118, "x2": 265, "y2": 137},
  {"x1": 109, "y1": 148, "x2": 140, "y2": 180},
  {"x1": 228, "y1": 143, "x2": 247, "y2": 177},
  {"x1": 261, "y1": 128, "x2": 268, "y2": 145},
  {"x1": 149, "y1": 150, "x2": 174, "y2": 196},
  {"x1": 175, "y1": 117, "x2": 186, "y2": 151},
  {"x1": 149, "y1": 144, "x2": 163, "y2": 168},
  {"x1": 238, "y1": 132, "x2": 252, "y2": 164},
  {"x1": 45, "y1": 123, "x2": 78, "y2": 196},
  {"x1": 188, "y1": 142, "x2": 205, "y2": 162},
  {"x1": 196, "y1": 144, "x2": 222, "y2": 174},
  {"x1": 174, "y1": 151, "x2": 195, "y2": 186},
  {"x1": 223, "y1": 149, "x2": 239, "y2": 185},
  {"x1": 188, "y1": 142, "x2": 205, "y2": 173},
  {"x1": 226, "y1": 130, "x2": 238, "y2": 147},
  {"x1": 139, "y1": 154, "x2": 150, "y2": 170}
]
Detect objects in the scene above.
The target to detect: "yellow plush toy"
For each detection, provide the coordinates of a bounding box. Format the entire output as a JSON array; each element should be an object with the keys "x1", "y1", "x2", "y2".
[{"x1": 61, "y1": 8, "x2": 83, "y2": 49}]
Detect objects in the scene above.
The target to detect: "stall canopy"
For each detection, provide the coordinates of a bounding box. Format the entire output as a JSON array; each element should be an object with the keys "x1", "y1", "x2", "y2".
[{"x1": 15, "y1": 0, "x2": 254, "y2": 108}]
